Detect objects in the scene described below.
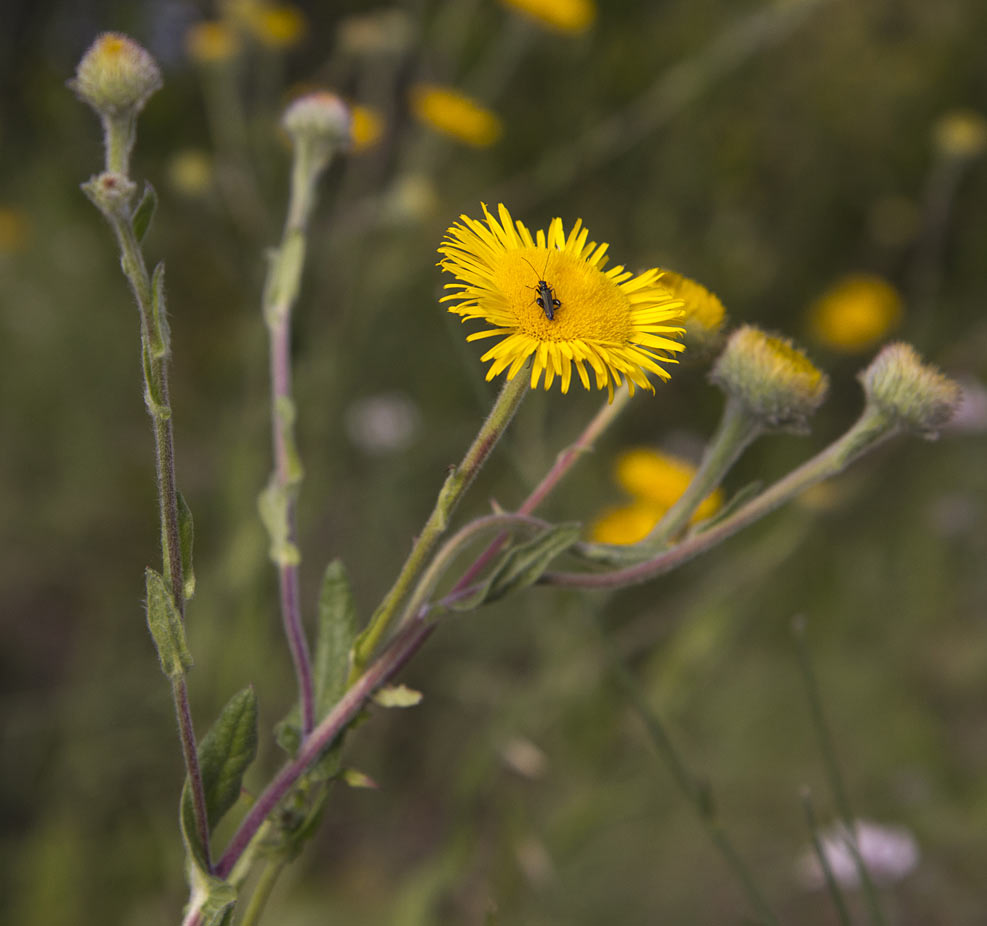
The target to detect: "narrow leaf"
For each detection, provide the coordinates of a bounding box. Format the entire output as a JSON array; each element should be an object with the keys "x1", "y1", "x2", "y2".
[
  {"x1": 258, "y1": 479, "x2": 301, "y2": 567},
  {"x1": 132, "y1": 180, "x2": 158, "y2": 243},
  {"x1": 150, "y1": 261, "x2": 171, "y2": 357},
  {"x1": 314, "y1": 560, "x2": 357, "y2": 714},
  {"x1": 342, "y1": 768, "x2": 379, "y2": 789},
  {"x1": 373, "y1": 684, "x2": 422, "y2": 708},
  {"x1": 177, "y1": 491, "x2": 195, "y2": 600},
  {"x1": 186, "y1": 686, "x2": 259, "y2": 832},
  {"x1": 145, "y1": 568, "x2": 192, "y2": 678},
  {"x1": 453, "y1": 524, "x2": 581, "y2": 611}
]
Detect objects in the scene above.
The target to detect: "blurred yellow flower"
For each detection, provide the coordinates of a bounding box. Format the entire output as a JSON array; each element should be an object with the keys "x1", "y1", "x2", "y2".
[
  {"x1": 933, "y1": 109, "x2": 987, "y2": 160},
  {"x1": 186, "y1": 22, "x2": 241, "y2": 63},
  {"x1": 808, "y1": 274, "x2": 903, "y2": 353},
  {"x1": 410, "y1": 84, "x2": 502, "y2": 148},
  {"x1": 590, "y1": 501, "x2": 663, "y2": 545},
  {"x1": 615, "y1": 448, "x2": 723, "y2": 521},
  {"x1": 167, "y1": 149, "x2": 214, "y2": 197},
  {"x1": 499, "y1": 0, "x2": 596, "y2": 33},
  {"x1": 351, "y1": 104, "x2": 384, "y2": 152},
  {"x1": 439, "y1": 203, "x2": 686, "y2": 399},
  {"x1": 246, "y1": 4, "x2": 307, "y2": 49},
  {"x1": 658, "y1": 270, "x2": 726, "y2": 346},
  {"x1": 0, "y1": 207, "x2": 31, "y2": 253}
]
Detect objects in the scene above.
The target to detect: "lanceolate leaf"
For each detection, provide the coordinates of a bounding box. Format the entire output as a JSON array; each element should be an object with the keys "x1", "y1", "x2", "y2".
[
  {"x1": 177, "y1": 491, "x2": 195, "y2": 600},
  {"x1": 186, "y1": 686, "x2": 259, "y2": 833},
  {"x1": 451, "y1": 523, "x2": 582, "y2": 611},
  {"x1": 314, "y1": 559, "x2": 357, "y2": 715},
  {"x1": 145, "y1": 568, "x2": 193, "y2": 678},
  {"x1": 132, "y1": 180, "x2": 157, "y2": 243}
]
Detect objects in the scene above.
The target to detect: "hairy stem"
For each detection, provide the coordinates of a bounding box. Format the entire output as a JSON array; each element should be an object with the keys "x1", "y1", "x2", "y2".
[
  {"x1": 105, "y1": 209, "x2": 211, "y2": 867},
  {"x1": 543, "y1": 405, "x2": 896, "y2": 590},
  {"x1": 352, "y1": 368, "x2": 530, "y2": 673},
  {"x1": 215, "y1": 617, "x2": 435, "y2": 878}
]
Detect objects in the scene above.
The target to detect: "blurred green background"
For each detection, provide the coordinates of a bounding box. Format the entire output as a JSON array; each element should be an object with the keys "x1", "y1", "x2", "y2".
[{"x1": 2, "y1": 0, "x2": 987, "y2": 923}]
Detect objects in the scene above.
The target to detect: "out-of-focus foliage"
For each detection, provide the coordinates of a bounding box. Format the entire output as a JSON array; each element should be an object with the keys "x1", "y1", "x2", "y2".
[{"x1": 1, "y1": 1, "x2": 986, "y2": 923}]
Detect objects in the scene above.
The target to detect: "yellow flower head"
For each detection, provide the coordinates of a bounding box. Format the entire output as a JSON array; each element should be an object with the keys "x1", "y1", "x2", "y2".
[
  {"x1": 933, "y1": 109, "x2": 987, "y2": 160},
  {"x1": 350, "y1": 104, "x2": 384, "y2": 152},
  {"x1": 590, "y1": 501, "x2": 662, "y2": 545},
  {"x1": 439, "y1": 204, "x2": 686, "y2": 400},
  {"x1": 245, "y1": 4, "x2": 307, "y2": 49},
  {"x1": 186, "y1": 22, "x2": 241, "y2": 63},
  {"x1": 809, "y1": 273, "x2": 903, "y2": 353},
  {"x1": 410, "y1": 84, "x2": 502, "y2": 148},
  {"x1": 0, "y1": 207, "x2": 31, "y2": 253},
  {"x1": 499, "y1": 0, "x2": 596, "y2": 33},
  {"x1": 615, "y1": 448, "x2": 723, "y2": 521},
  {"x1": 658, "y1": 270, "x2": 726, "y2": 347},
  {"x1": 166, "y1": 149, "x2": 214, "y2": 197}
]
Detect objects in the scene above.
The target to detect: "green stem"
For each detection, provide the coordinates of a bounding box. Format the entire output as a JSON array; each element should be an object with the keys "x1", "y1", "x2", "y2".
[
  {"x1": 237, "y1": 856, "x2": 286, "y2": 926},
  {"x1": 544, "y1": 405, "x2": 896, "y2": 590},
  {"x1": 453, "y1": 386, "x2": 632, "y2": 592},
  {"x1": 352, "y1": 367, "x2": 531, "y2": 672},
  {"x1": 104, "y1": 207, "x2": 211, "y2": 867},
  {"x1": 646, "y1": 396, "x2": 762, "y2": 546},
  {"x1": 800, "y1": 788, "x2": 853, "y2": 926},
  {"x1": 792, "y1": 617, "x2": 886, "y2": 926}
]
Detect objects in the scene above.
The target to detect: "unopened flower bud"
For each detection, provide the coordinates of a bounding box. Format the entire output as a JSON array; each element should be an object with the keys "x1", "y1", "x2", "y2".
[
  {"x1": 712, "y1": 325, "x2": 828, "y2": 431},
  {"x1": 659, "y1": 270, "x2": 726, "y2": 352},
  {"x1": 282, "y1": 92, "x2": 352, "y2": 150},
  {"x1": 70, "y1": 33, "x2": 162, "y2": 118},
  {"x1": 859, "y1": 342, "x2": 961, "y2": 438}
]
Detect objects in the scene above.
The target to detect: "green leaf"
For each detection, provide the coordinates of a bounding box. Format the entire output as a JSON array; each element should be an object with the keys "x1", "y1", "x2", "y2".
[
  {"x1": 451, "y1": 523, "x2": 582, "y2": 611},
  {"x1": 178, "y1": 491, "x2": 196, "y2": 600},
  {"x1": 189, "y1": 686, "x2": 259, "y2": 833},
  {"x1": 180, "y1": 848, "x2": 237, "y2": 926},
  {"x1": 276, "y1": 561, "x2": 357, "y2": 777},
  {"x1": 150, "y1": 261, "x2": 171, "y2": 357},
  {"x1": 132, "y1": 180, "x2": 157, "y2": 243},
  {"x1": 342, "y1": 768, "x2": 379, "y2": 789},
  {"x1": 141, "y1": 342, "x2": 170, "y2": 419},
  {"x1": 275, "y1": 396, "x2": 304, "y2": 485},
  {"x1": 373, "y1": 684, "x2": 422, "y2": 708},
  {"x1": 145, "y1": 568, "x2": 192, "y2": 678},
  {"x1": 314, "y1": 560, "x2": 357, "y2": 714},
  {"x1": 258, "y1": 478, "x2": 301, "y2": 567}
]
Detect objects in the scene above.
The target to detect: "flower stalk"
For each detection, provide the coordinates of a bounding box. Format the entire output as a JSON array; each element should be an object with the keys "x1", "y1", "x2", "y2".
[
  {"x1": 73, "y1": 34, "x2": 213, "y2": 869},
  {"x1": 261, "y1": 93, "x2": 351, "y2": 736},
  {"x1": 545, "y1": 403, "x2": 897, "y2": 590},
  {"x1": 351, "y1": 367, "x2": 531, "y2": 673},
  {"x1": 646, "y1": 395, "x2": 761, "y2": 546}
]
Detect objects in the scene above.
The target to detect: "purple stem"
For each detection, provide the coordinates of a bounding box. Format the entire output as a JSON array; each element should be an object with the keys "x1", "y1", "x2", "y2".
[{"x1": 215, "y1": 617, "x2": 434, "y2": 879}]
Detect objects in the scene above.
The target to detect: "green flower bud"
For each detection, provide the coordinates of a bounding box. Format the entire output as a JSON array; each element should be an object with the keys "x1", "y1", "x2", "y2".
[
  {"x1": 282, "y1": 92, "x2": 352, "y2": 154},
  {"x1": 859, "y1": 342, "x2": 961, "y2": 438},
  {"x1": 70, "y1": 33, "x2": 162, "y2": 118},
  {"x1": 711, "y1": 325, "x2": 828, "y2": 431}
]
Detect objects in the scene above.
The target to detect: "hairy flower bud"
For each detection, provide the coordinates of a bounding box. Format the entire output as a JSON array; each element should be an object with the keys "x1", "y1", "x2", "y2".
[
  {"x1": 282, "y1": 92, "x2": 352, "y2": 150},
  {"x1": 711, "y1": 326, "x2": 828, "y2": 431},
  {"x1": 859, "y1": 342, "x2": 961, "y2": 438},
  {"x1": 70, "y1": 33, "x2": 162, "y2": 118}
]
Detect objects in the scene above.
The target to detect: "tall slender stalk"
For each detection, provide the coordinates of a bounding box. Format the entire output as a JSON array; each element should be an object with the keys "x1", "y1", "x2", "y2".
[
  {"x1": 100, "y1": 203, "x2": 212, "y2": 870},
  {"x1": 351, "y1": 368, "x2": 531, "y2": 673}
]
